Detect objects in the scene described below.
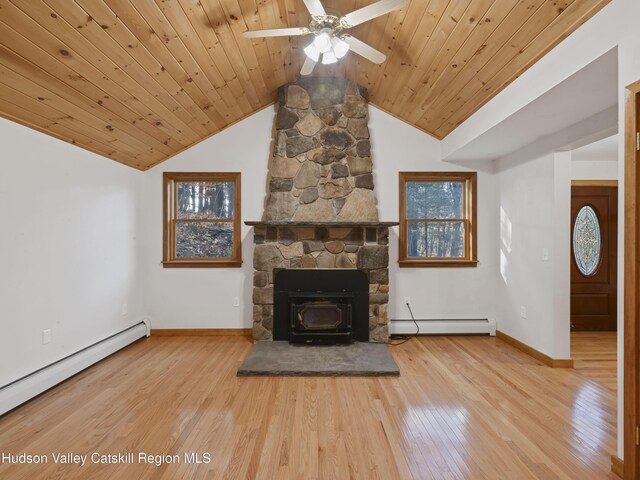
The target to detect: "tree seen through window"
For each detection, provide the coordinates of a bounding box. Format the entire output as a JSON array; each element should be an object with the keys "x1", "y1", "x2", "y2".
[
  {"x1": 163, "y1": 173, "x2": 241, "y2": 267},
  {"x1": 400, "y1": 172, "x2": 477, "y2": 267}
]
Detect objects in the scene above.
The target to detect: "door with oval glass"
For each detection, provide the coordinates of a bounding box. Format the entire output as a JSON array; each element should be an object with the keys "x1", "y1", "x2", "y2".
[{"x1": 570, "y1": 185, "x2": 618, "y2": 331}]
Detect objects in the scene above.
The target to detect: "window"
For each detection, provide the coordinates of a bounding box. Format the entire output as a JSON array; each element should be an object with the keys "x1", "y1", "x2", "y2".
[
  {"x1": 399, "y1": 172, "x2": 477, "y2": 267},
  {"x1": 573, "y1": 205, "x2": 602, "y2": 276},
  {"x1": 163, "y1": 172, "x2": 241, "y2": 268}
]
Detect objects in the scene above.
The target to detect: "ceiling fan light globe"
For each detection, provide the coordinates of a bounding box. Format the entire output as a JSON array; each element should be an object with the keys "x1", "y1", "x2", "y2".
[
  {"x1": 313, "y1": 32, "x2": 332, "y2": 54},
  {"x1": 304, "y1": 43, "x2": 320, "y2": 62},
  {"x1": 321, "y1": 50, "x2": 338, "y2": 65},
  {"x1": 332, "y1": 38, "x2": 350, "y2": 59}
]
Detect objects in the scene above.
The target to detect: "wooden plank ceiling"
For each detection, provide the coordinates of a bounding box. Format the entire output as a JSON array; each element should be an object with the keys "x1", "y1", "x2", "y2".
[{"x1": 0, "y1": 0, "x2": 610, "y2": 170}]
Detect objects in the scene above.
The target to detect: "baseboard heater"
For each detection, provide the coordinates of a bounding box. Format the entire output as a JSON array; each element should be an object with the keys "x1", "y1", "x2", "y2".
[
  {"x1": 389, "y1": 318, "x2": 496, "y2": 336},
  {"x1": 0, "y1": 321, "x2": 149, "y2": 416}
]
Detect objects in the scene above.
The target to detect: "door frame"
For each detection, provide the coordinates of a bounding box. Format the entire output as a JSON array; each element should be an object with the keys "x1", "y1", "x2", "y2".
[
  {"x1": 571, "y1": 180, "x2": 619, "y2": 187},
  {"x1": 624, "y1": 80, "x2": 640, "y2": 479}
]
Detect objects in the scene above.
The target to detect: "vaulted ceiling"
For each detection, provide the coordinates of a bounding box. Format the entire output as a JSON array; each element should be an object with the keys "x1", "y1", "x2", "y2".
[{"x1": 0, "y1": 0, "x2": 610, "y2": 170}]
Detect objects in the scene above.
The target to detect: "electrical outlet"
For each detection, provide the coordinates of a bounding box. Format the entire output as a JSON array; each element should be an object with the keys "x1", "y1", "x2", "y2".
[
  {"x1": 404, "y1": 297, "x2": 411, "y2": 305},
  {"x1": 42, "y1": 329, "x2": 51, "y2": 345},
  {"x1": 542, "y1": 248, "x2": 549, "y2": 261},
  {"x1": 121, "y1": 303, "x2": 128, "y2": 316},
  {"x1": 233, "y1": 297, "x2": 240, "y2": 307},
  {"x1": 520, "y1": 306, "x2": 527, "y2": 319}
]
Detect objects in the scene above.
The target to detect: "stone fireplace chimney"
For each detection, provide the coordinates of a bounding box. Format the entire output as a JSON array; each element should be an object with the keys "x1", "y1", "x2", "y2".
[
  {"x1": 263, "y1": 77, "x2": 378, "y2": 222},
  {"x1": 247, "y1": 77, "x2": 396, "y2": 343}
]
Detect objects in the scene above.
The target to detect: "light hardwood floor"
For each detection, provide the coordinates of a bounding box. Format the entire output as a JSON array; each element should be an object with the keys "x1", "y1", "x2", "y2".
[
  {"x1": 0, "y1": 334, "x2": 617, "y2": 479},
  {"x1": 571, "y1": 332, "x2": 618, "y2": 393}
]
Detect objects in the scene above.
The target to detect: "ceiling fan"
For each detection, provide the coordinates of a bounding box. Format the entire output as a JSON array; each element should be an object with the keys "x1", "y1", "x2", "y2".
[{"x1": 242, "y1": 0, "x2": 407, "y2": 75}]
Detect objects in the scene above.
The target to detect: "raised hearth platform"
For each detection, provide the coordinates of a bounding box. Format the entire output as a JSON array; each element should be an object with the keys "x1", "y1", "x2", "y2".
[{"x1": 237, "y1": 342, "x2": 400, "y2": 376}]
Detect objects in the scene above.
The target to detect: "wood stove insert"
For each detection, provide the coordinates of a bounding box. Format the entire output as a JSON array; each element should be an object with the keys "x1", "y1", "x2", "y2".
[{"x1": 274, "y1": 269, "x2": 369, "y2": 344}]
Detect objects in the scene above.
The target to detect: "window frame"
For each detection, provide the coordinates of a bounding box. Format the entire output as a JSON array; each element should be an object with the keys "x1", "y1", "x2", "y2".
[
  {"x1": 162, "y1": 172, "x2": 242, "y2": 268},
  {"x1": 399, "y1": 171, "x2": 478, "y2": 268}
]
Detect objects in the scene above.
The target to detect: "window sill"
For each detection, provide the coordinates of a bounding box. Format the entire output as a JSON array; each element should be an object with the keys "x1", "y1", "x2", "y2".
[
  {"x1": 162, "y1": 259, "x2": 243, "y2": 268},
  {"x1": 398, "y1": 259, "x2": 479, "y2": 268}
]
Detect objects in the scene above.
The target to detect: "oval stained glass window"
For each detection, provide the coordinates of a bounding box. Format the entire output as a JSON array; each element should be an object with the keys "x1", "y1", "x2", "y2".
[{"x1": 573, "y1": 206, "x2": 602, "y2": 276}]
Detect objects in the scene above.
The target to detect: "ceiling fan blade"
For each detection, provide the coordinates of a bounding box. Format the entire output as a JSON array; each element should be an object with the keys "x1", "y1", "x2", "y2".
[
  {"x1": 300, "y1": 56, "x2": 317, "y2": 76},
  {"x1": 341, "y1": 35, "x2": 386, "y2": 64},
  {"x1": 243, "y1": 27, "x2": 310, "y2": 38},
  {"x1": 341, "y1": 0, "x2": 407, "y2": 28},
  {"x1": 302, "y1": 0, "x2": 326, "y2": 17}
]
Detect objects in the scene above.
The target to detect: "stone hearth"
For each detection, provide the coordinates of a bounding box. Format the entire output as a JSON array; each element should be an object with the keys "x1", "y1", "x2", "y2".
[
  {"x1": 248, "y1": 77, "x2": 396, "y2": 343},
  {"x1": 237, "y1": 342, "x2": 400, "y2": 376}
]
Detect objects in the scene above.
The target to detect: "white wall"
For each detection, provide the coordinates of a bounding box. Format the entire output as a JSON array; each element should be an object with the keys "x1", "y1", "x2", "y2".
[
  {"x1": 370, "y1": 108, "x2": 499, "y2": 323},
  {"x1": 0, "y1": 118, "x2": 144, "y2": 387},
  {"x1": 141, "y1": 105, "x2": 499, "y2": 329},
  {"x1": 553, "y1": 152, "x2": 572, "y2": 359},
  {"x1": 495, "y1": 153, "x2": 571, "y2": 359},
  {"x1": 571, "y1": 134, "x2": 618, "y2": 180},
  {"x1": 571, "y1": 159, "x2": 619, "y2": 180},
  {"x1": 141, "y1": 107, "x2": 273, "y2": 329}
]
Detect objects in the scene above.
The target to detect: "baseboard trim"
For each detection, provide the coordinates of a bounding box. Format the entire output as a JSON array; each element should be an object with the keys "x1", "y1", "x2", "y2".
[
  {"x1": 151, "y1": 328, "x2": 252, "y2": 336},
  {"x1": 0, "y1": 322, "x2": 146, "y2": 416},
  {"x1": 611, "y1": 455, "x2": 624, "y2": 478},
  {"x1": 496, "y1": 330, "x2": 574, "y2": 368}
]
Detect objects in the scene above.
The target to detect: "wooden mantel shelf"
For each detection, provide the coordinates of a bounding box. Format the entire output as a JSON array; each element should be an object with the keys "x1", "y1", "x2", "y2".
[{"x1": 244, "y1": 221, "x2": 399, "y2": 227}]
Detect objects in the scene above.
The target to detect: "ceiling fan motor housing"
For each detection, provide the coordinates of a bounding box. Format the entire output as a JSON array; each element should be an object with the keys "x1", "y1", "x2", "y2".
[{"x1": 309, "y1": 15, "x2": 343, "y2": 36}]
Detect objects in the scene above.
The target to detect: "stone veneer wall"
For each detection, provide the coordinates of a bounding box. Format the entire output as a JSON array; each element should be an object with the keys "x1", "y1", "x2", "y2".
[
  {"x1": 252, "y1": 225, "x2": 390, "y2": 342},
  {"x1": 263, "y1": 77, "x2": 378, "y2": 222},
  {"x1": 252, "y1": 77, "x2": 390, "y2": 343}
]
